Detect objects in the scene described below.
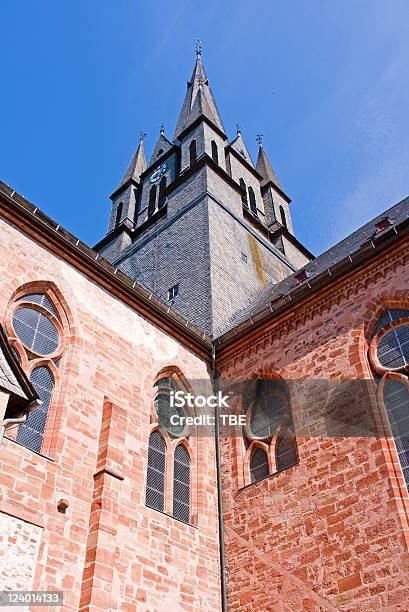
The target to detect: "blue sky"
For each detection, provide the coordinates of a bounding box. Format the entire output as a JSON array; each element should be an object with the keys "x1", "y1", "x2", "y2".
[{"x1": 1, "y1": 0, "x2": 408, "y2": 255}]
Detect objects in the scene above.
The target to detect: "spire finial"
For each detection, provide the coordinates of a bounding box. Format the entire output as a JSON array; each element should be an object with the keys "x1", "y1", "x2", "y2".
[
  {"x1": 160, "y1": 123, "x2": 165, "y2": 135},
  {"x1": 236, "y1": 123, "x2": 241, "y2": 135},
  {"x1": 139, "y1": 131, "x2": 147, "y2": 143},
  {"x1": 256, "y1": 134, "x2": 263, "y2": 147},
  {"x1": 196, "y1": 37, "x2": 202, "y2": 57}
]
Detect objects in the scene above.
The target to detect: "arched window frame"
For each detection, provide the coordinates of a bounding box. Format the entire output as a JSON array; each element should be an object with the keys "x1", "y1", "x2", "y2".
[
  {"x1": 280, "y1": 205, "x2": 288, "y2": 229},
  {"x1": 242, "y1": 377, "x2": 298, "y2": 486},
  {"x1": 369, "y1": 317, "x2": 409, "y2": 374},
  {"x1": 240, "y1": 178, "x2": 248, "y2": 209},
  {"x1": 172, "y1": 441, "x2": 191, "y2": 523},
  {"x1": 367, "y1": 307, "x2": 409, "y2": 492},
  {"x1": 5, "y1": 283, "x2": 72, "y2": 456},
  {"x1": 148, "y1": 184, "x2": 157, "y2": 217},
  {"x1": 114, "y1": 202, "x2": 123, "y2": 228},
  {"x1": 249, "y1": 444, "x2": 270, "y2": 483},
  {"x1": 158, "y1": 176, "x2": 167, "y2": 209},
  {"x1": 211, "y1": 140, "x2": 218, "y2": 164},
  {"x1": 146, "y1": 429, "x2": 167, "y2": 513},
  {"x1": 189, "y1": 140, "x2": 197, "y2": 166},
  {"x1": 145, "y1": 368, "x2": 197, "y2": 525},
  {"x1": 248, "y1": 186, "x2": 258, "y2": 216}
]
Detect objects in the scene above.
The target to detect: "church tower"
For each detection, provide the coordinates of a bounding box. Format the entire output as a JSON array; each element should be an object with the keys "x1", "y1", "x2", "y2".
[{"x1": 95, "y1": 46, "x2": 312, "y2": 336}]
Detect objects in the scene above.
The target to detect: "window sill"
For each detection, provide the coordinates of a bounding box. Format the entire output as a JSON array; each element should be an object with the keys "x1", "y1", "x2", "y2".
[
  {"x1": 145, "y1": 504, "x2": 198, "y2": 529},
  {"x1": 237, "y1": 460, "x2": 299, "y2": 493},
  {"x1": 135, "y1": 203, "x2": 167, "y2": 234},
  {"x1": 242, "y1": 207, "x2": 269, "y2": 235},
  {"x1": 3, "y1": 435, "x2": 55, "y2": 462}
]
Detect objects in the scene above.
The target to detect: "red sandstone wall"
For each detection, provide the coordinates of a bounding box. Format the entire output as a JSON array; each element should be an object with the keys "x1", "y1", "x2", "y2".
[
  {"x1": 0, "y1": 216, "x2": 221, "y2": 611},
  {"x1": 219, "y1": 247, "x2": 409, "y2": 611}
]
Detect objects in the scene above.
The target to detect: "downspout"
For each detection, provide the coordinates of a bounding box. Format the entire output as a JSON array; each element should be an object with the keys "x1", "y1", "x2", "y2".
[
  {"x1": 212, "y1": 344, "x2": 228, "y2": 612},
  {"x1": 0, "y1": 414, "x2": 27, "y2": 447},
  {"x1": 0, "y1": 399, "x2": 43, "y2": 447}
]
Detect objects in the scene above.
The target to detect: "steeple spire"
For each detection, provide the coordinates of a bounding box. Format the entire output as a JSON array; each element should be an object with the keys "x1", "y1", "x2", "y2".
[
  {"x1": 256, "y1": 144, "x2": 281, "y2": 190},
  {"x1": 117, "y1": 133, "x2": 147, "y2": 190},
  {"x1": 173, "y1": 45, "x2": 225, "y2": 140}
]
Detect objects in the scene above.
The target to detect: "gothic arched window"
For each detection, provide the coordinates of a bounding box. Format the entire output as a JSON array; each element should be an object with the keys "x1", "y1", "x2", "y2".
[
  {"x1": 148, "y1": 185, "x2": 157, "y2": 217},
  {"x1": 115, "y1": 202, "x2": 123, "y2": 228},
  {"x1": 250, "y1": 447, "x2": 269, "y2": 483},
  {"x1": 244, "y1": 379, "x2": 298, "y2": 484},
  {"x1": 154, "y1": 378, "x2": 187, "y2": 438},
  {"x1": 189, "y1": 140, "x2": 197, "y2": 166},
  {"x1": 369, "y1": 308, "x2": 409, "y2": 489},
  {"x1": 146, "y1": 431, "x2": 166, "y2": 512},
  {"x1": 280, "y1": 205, "x2": 287, "y2": 229},
  {"x1": 211, "y1": 140, "x2": 218, "y2": 164},
  {"x1": 248, "y1": 187, "x2": 257, "y2": 216},
  {"x1": 8, "y1": 289, "x2": 68, "y2": 453},
  {"x1": 146, "y1": 371, "x2": 195, "y2": 523},
  {"x1": 158, "y1": 176, "x2": 167, "y2": 209},
  {"x1": 17, "y1": 366, "x2": 54, "y2": 452},
  {"x1": 276, "y1": 430, "x2": 298, "y2": 471},
  {"x1": 240, "y1": 179, "x2": 248, "y2": 208},
  {"x1": 173, "y1": 444, "x2": 190, "y2": 523},
  {"x1": 157, "y1": 148, "x2": 164, "y2": 158}
]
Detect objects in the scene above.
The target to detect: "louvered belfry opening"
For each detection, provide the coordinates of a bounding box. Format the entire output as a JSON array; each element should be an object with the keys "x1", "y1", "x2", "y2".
[
  {"x1": 189, "y1": 139, "x2": 197, "y2": 165},
  {"x1": 211, "y1": 140, "x2": 218, "y2": 164},
  {"x1": 248, "y1": 186, "x2": 257, "y2": 216},
  {"x1": 158, "y1": 176, "x2": 167, "y2": 209},
  {"x1": 240, "y1": 178, "x2": 248, "y2": 208},
  {"x1": 148, "y1": 185, "x2": 157, "y2": 217}
]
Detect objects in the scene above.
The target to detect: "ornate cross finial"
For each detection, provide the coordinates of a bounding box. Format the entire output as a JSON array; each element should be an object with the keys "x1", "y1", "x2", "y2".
[
  {"x1": 196, "y1": 37, "x2": 202, "y2": 57},
  {"x1": 160, "y1": 123, "x2": 165, "y2": 135},
  {"x1": 140, "y1": 131, "x2": 147, "y2": 142},
  {"x1": 236, "y1": 123, "x2": 241, "y2": 135},
  {"x1": 256, "y1": 134, "x2": 263, "y2": 146}
]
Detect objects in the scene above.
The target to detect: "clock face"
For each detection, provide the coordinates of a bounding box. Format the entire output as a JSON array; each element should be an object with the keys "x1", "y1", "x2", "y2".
[{"x1": 149, "y1": 162, "x2": 168, "y2": 183}]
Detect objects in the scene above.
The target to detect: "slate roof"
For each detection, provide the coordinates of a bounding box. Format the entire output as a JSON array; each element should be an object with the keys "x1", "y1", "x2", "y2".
[
  {"x1": 217, "y1": 195, "x2": 409, "y2": 337},
  {"x1": 256, "y1": 145, "x2": 282, "y2": 190},
  {"x1": 173, "y1": 55, "x2": 225, "y2": 140},
  {"x1": 117, "y1": 137, "x2": 147, "y2": 190}
]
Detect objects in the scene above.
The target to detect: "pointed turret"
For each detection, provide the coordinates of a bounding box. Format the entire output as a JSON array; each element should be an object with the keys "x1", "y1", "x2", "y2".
[
  {"x1": 256, "y1": 145, "x2": 281, "y2": 190},
  {"x1": 150, "y1": 129, "x2": 174, "y2": 164},
  {"x1": 117, "y1": 135, "x2": 147, "y2": 190},
  {"x1": 173, "y1": 48, "x2": 225, "y2": 140},
  {"x1": 229, "y1": 129, "x2": 254, "y2": 167}
]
